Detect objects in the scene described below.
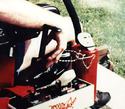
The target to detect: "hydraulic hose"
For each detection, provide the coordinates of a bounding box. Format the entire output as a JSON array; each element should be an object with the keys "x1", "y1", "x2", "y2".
[{"x1": 63, "y1": 0, "x2": 82, "y2": 43}]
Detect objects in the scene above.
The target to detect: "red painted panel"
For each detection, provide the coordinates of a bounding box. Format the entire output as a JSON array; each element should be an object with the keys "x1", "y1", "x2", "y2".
[{"x1": 0, "y1": 56, "x2": 15, "y2": 87}]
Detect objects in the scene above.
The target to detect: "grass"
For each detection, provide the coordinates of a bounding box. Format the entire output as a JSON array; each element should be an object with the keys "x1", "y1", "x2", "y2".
[{"x1": 29, "y1": 0, "x2": 125, "y2": 77}]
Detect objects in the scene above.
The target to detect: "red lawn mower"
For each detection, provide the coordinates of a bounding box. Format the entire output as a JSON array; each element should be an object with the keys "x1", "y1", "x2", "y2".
[{"x1": 0, "y1": 0, "x2": 110, "y2": 109}]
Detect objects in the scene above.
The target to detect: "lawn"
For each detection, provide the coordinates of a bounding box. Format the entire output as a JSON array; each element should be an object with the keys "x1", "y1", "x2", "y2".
[{"x1": 29, "y1": 0, "x2": 125, "y2": 77}]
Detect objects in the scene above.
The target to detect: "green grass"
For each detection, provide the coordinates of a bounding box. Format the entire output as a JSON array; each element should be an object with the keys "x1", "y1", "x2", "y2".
[{"x1": 29, "y1": 0, "x2": 125, "y2": 77}]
